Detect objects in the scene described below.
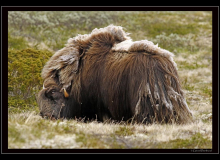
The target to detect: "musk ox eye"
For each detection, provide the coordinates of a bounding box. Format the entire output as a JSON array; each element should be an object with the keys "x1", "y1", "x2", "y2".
[{"x1": 45, "y1": 88, "x2": 57, "y2": 99}]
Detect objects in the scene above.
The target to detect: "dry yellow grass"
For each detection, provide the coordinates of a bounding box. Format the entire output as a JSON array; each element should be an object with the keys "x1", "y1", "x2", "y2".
[{"x1": 8, "y1": 109, "x2": 212, "y2": 149}]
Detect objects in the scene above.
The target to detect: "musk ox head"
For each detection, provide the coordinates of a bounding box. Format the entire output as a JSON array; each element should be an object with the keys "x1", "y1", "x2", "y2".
[
  {"x1": 37, "y1": 77, "x2": 70, "y2": 120},
  {"x1": 37, "y1": 24, "x2": 192, "y2": 123}
]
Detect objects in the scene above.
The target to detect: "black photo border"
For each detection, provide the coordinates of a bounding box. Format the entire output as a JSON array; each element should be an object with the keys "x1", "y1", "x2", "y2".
[{"x1": 1, "y1": 6, "x2": 219, "y2": 154}]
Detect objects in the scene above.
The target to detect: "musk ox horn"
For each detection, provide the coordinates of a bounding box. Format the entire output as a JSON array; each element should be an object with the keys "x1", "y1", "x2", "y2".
[{"x1": 63, "y1": 88, "x2": 69, "y2": 98}]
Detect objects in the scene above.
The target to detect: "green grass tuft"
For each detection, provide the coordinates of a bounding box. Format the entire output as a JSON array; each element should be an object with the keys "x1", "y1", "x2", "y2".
[
  {"x1": 115, "y1": 126, "x2": 135, "y2": 136},
  {"x1": 157, "y1": 133, "x2": 212, "y2": 149}
]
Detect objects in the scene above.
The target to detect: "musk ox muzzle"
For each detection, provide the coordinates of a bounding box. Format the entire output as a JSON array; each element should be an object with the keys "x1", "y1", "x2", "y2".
[{"x1": 37, "y1": 25, "x2": 192, "y2": 123}]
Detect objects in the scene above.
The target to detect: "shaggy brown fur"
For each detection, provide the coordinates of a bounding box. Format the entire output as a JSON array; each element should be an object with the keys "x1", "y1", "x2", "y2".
[{"x1": 37, "y1": 25, "x2": 192, "y2": 123}]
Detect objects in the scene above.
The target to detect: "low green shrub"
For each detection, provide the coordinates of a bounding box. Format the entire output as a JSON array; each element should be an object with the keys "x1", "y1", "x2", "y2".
[{"x1": 8, "y1": 48, "x2": 53, "y2": 112}]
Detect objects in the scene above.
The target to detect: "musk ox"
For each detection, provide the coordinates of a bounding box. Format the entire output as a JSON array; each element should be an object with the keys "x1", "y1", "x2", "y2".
[{"x1": 37, "y1": 25, "x2": 192, "y2": 123}]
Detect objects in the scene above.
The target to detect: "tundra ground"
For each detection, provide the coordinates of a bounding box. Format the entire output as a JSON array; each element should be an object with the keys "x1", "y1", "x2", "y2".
[{"x1": 8, "y1": 11, "x2": 213, "y2": 150}]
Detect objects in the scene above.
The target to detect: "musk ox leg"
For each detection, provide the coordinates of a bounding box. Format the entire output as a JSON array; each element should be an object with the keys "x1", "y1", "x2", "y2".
[{"x1": 96, "y1": 101, "x2": 112, "y2": 122}]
